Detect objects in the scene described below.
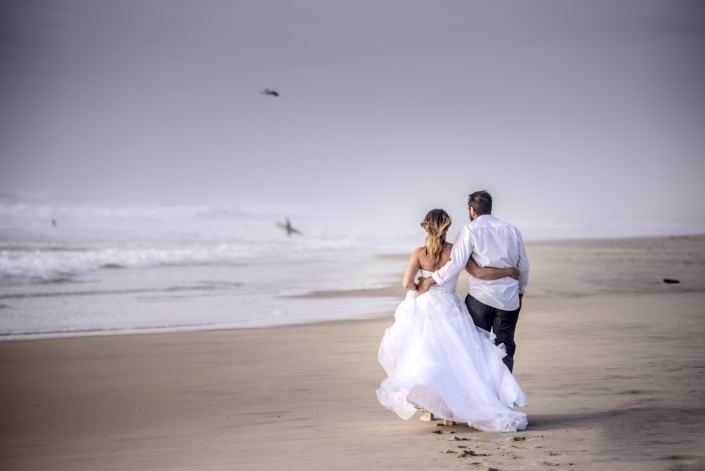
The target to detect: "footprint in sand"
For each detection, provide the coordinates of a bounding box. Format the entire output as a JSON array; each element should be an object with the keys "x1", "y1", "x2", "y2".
[
  {"x1": 509, "y1": 434, "x2": 543, "y2": 442},
  {"x1": 456, "y1": 449, "x2": 492, "y2": 458}
]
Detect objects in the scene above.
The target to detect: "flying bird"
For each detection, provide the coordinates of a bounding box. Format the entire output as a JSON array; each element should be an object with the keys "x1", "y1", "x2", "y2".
[
  {"x1": 276, "y1": 218, "x2": 302, "y2": 237},
  {"x1": 261, "y1": 89, "x2": 279, "y2": 97}
]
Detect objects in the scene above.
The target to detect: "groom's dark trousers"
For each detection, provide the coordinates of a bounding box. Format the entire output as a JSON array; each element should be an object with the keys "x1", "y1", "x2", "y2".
[{"x1": 465, "y1": 294, "x2": 520, "y2": 373}]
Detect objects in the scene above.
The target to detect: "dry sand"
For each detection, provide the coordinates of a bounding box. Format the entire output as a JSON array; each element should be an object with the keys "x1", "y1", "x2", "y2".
[{"x1": 1, "y1": 236, "x2": 704, "y2": 470}]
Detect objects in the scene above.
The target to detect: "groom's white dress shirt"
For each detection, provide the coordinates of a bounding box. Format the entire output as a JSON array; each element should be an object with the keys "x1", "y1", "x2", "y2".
[{"x1": 431, "y1": 214, "x2": 530, "y2": 311}]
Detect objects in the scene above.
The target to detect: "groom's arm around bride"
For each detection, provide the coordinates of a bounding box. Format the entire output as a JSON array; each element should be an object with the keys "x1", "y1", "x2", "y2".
[{"x1": 417, "y1": 190, "x2": 530, "y2": 372}]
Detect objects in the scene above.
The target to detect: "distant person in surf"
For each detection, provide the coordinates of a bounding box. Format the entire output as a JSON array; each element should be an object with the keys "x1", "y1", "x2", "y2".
[
  {"x1": 277, "y1": 218, "x2": 301, "y2": 237},
  {"x1": 51, "y1": 219, "x2": 56, "y2": 227}
]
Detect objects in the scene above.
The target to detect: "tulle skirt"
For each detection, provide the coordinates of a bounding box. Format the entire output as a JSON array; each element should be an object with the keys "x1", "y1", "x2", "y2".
[{"x1": 376, "y1": 288, "x2": 528, "y2": 433}]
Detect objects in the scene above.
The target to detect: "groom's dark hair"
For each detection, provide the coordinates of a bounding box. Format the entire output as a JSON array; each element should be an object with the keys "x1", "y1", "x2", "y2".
[{"x1": 468, "y1": 190, "x2": 492, "y2": 215}]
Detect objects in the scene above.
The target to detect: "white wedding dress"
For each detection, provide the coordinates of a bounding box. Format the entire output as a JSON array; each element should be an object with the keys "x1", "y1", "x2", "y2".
[{"x1": 376, "y1": 269, "x2": 528, "y2": 432}]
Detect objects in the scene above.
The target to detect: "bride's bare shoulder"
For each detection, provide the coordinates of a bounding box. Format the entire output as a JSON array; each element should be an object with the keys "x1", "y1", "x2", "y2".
[{"x1": 410, "y1": 246, "x2": 425, "y2": 259}]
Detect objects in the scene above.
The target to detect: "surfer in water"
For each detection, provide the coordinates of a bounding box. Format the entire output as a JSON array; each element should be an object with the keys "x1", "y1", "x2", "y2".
[{"x1": 277, "y1": 218, "x2": 301, "y2": 237}]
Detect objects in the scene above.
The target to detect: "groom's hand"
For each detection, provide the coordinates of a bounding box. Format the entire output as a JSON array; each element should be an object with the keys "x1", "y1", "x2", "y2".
[
  {"x1": 519, "y1": 293, "x2": 524, "y2": 310},
  {"x1": 416, "y1": 276, "x2": 436, "y2": 296}
]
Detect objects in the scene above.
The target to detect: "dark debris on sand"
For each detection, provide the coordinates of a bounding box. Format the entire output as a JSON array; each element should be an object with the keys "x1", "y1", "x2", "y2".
[{"x1": 457, "y1": 449, "x2": 491, "y2": 458}]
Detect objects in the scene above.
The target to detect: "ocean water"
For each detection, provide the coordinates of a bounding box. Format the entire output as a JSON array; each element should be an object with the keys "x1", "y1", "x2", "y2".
[
  {"x1": 4, "y1": 194, "x2": 701, "y2": 340},
  {"x1": 0, "y1": 196, "x2": 416, "y2": 340}
]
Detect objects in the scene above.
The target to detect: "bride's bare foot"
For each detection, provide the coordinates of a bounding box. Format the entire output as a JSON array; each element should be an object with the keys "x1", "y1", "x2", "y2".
[
  {"x1": 443, "y1": 419, "x2": 457, "y2": 426},
  {"x1": 420, "y1": 412, "x2": 435, "y2": 421}
]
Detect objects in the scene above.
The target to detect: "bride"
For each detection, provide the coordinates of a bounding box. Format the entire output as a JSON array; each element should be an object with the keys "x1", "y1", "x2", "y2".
[{"x1": 376, "y1": 209, "x2": 528, "y2": 432}]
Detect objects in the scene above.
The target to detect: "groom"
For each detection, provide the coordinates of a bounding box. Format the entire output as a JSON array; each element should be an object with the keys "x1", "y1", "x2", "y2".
[{"x1": 417, "y1": 190, "x2": 530, "y2": 372}]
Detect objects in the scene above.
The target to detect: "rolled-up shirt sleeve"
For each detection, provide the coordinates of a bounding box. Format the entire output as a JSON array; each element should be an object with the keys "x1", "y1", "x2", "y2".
[
  {"x1": 431, "y1": 227, "x2": 473, "y2": 286},
  {"x1": 516, "y1": 229, "x2": 530, "y2": 294}
]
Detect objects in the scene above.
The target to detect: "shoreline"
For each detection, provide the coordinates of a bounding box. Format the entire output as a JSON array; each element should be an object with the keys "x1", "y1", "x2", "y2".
[{"x1": 2, "y1": 234, "x2": 704, "y2": 341}]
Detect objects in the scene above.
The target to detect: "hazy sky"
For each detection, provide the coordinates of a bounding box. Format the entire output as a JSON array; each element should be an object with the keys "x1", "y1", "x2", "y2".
[{"x1": 1, "y1": 1, "x2": 704, "y2": 236}]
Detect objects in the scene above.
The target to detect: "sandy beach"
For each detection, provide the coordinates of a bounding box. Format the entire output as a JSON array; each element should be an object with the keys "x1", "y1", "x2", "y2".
[{"x1": 1, "y1": 236, "x2": 704, "y2": 470}]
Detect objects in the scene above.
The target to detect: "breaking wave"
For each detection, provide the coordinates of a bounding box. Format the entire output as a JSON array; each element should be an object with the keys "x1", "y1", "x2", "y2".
[{"x1": 0, "y1": 199, "x2": 369, "y2": 280}]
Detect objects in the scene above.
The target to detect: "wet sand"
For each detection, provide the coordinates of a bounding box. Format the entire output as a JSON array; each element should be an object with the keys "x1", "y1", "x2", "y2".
[{"x1": 1, "y1": 236, "x2": 704, "y2": 470}]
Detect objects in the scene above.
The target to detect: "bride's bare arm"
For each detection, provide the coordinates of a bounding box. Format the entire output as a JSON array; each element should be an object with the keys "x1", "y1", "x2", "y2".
[
  {"x1": 466, "y1": 258, "x2": 520, "y2": 280},
  {"x1": 402, "y1": 249, "x2": 422, "y2": 290}
]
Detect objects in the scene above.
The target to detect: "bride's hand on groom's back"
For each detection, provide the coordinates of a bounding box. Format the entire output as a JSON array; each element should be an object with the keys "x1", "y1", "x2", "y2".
[{"x1": 508, "y1": 268, "x2": 520, "y2": 280}]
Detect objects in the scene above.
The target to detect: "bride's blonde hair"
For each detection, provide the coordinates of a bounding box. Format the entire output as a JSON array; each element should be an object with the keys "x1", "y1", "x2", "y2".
[{"x1": 420, "y1": 209, "x2": 452, "y2": 263}]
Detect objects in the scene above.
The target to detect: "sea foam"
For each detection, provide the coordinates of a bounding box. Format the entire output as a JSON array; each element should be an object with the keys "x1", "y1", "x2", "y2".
[{"x1": 0, "y1": 200, "x2": 387, "y2": 280}]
